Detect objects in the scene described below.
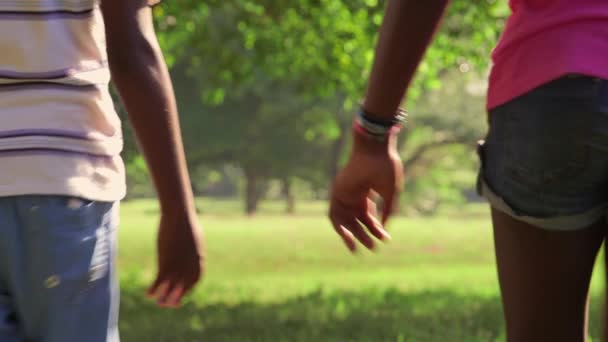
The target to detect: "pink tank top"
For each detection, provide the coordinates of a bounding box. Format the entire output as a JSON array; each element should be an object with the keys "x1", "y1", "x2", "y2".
[{"x1": 487, "y1": 0, "x2": 608, "y2": 109}]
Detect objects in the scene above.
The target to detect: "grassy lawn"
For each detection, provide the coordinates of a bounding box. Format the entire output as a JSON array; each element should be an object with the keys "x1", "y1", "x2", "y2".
[{"x1": 117, "y1": 199, "x2": 605, "y2": 341}]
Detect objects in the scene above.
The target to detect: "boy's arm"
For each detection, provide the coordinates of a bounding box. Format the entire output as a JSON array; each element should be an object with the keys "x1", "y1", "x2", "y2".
[
  {"x1": 329, "y1": 0, "x2": 450, "y2": 252},
  {"x1": 100, "y1": 0, "x2": 204, "y2": 307}
]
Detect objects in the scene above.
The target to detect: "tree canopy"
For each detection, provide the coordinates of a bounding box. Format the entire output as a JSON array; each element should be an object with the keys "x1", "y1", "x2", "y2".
[{"x1": 117, "y1": 0, "x2": 509, "y2": 213}]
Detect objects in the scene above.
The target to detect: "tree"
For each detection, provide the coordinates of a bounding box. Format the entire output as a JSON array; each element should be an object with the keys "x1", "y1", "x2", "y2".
[
  {"x1": 170, "y1": 67, "x2": 333, "y2": 214},
  {"x1": 141, "y1": 0, "x2": 509, "y2": 213},
  {"x1": 401, "y1": 69, "x2": 488, "y2": 214}
]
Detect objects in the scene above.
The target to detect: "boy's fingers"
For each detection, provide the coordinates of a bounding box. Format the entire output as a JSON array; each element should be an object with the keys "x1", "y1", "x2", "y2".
[
  {"x1": 366, "y1": 197, "x2": 379, "y2": 217},
  {"x1": 344, "y1": 220, "x2": 375, "y2": 250},
  {"x1": 146, "y1": 277, "x2": 162, "y2": 297},
  {"x1": 159, "y1": 284, "x2": 185, "y2": 308},
  {"x1": 148, "y1": 279, "x2": 169, "y2": 299},
  {"x1": 359, "y1": 213, "x2": 391, "y2": 241},
  {"x1": 183, "y1": 276, "x2": 199, "y2": 296},
  {"x1": 330, "y1": 215, "x2": 357, "y2": 252},
  {"x1": 330, "y1": 208, "x2": 358, "y2": 252},
  {"x1": 338, "y1": 225, "x2": 357, "y2": 252}
]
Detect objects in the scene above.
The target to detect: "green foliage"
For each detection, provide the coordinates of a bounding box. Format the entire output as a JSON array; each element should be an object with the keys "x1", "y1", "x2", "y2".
[
  {"x1": 171, "y1": 69, "x2": 333, "y2": 180},
  {"x1": 156, "y1": 0, "x2": 507, "y2": 102},
  {"x1": 190, "y1": 166, "x2": 242, "y2": 197},
  {"x1": 111, "y1": 0, "x2": 512, "y2": 211},
  {"x1": 408, "y1": 0, "x2": 507, "y2": 100},
  {"x1": 400, "y1": 69, "x2": 488, "y2": 213},
  {"x1": 125, "y1": 156, "x2": 154, "y2": 198}
]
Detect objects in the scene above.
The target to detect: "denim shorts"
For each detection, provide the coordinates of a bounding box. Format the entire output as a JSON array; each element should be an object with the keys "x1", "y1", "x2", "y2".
[
  {"x1": 0, "y1": 196, "x2": 119, "y2": 342},
  {"x1": 478, "y1": 75, "x2": 608, "y2": 230}
]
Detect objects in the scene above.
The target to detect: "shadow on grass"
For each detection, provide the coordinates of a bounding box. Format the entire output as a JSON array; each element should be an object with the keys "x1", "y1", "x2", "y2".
[
  {"x1": 119, "y1": 287, "x2": 505, "y2": 342},
  {"x1": 119, "y1": 287, "x2": 604, "y2": 342}
]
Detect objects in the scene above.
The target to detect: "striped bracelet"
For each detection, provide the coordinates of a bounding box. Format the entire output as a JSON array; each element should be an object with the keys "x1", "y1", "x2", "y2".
[{"x1": 354, "y1": 107, "x2": 407, "y2": 141}]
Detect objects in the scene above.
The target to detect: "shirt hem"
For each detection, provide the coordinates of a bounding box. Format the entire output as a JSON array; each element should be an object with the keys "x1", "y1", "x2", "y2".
[{"x1": 0, "y1": 184, "x2": 126, "y2": 202}]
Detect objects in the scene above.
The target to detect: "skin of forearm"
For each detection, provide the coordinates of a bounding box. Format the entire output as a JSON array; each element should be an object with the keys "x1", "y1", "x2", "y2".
[
  {"x1": 363, "y1": 0, "x2": 451, "y2": 120},
  {"x1": 109, "y1": 23, "x2": 196, "y2": 220}
]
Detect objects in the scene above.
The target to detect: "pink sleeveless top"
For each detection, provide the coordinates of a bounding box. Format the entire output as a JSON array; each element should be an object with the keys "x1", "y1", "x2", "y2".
[{"x1": 487, "y1": 0, "x2": 608, "y2": 109}]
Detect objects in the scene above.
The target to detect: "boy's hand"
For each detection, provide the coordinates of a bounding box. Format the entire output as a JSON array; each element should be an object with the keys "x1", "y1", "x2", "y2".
[
  {"x1": 101, "y1": 1, "x2": 205, "y2": 306},
  {"x1": 329, "y1": 132, "x2": 403, "y2": 252},
  {"x1": 147, "y1": 214, "x2": 204, "y2": 308}
]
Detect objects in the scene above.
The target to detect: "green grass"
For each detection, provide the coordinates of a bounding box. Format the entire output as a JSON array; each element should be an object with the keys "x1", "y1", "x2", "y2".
[{"x1": 117, "y1": 199, "x2": 605, "y2": 341}]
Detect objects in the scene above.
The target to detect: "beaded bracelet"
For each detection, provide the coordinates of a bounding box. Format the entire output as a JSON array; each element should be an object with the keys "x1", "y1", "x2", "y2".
[{"x1": 353, "y1": 107, "x2": 407, "y2": 141}]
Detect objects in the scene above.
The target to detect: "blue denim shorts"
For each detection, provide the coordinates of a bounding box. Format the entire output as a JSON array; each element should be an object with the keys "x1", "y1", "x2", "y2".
[
  {"x1": 0, "y1": 196, "x2": 119, "y2": 342},
  {"x1": 478, "y1": 75, "x2": 608, "y2": 230}
]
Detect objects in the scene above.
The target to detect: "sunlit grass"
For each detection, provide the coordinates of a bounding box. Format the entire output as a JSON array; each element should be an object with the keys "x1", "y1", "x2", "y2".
[{"x1": 117, "y1": 199, "x2": 605, "y2": 341}]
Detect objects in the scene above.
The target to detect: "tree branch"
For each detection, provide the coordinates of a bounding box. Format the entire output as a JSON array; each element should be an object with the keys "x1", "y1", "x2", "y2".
[{"x1": 402, "y1": 135, "x2": 465, "y2": 170}]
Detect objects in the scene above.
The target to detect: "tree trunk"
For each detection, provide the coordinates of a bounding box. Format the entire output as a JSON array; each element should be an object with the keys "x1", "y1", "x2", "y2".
[
  {"x1": 244, "y1": 167, "x2": 259, "y2": 215},
  {"x1": 282, "y1": 178, "x2": 295, "y2": 214}
]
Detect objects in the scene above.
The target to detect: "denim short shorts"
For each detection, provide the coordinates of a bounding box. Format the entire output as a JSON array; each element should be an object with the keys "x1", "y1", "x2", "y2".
[
  {"x1": 0, "y1": 196, "x2": 119, "y2": 342},
  {"x1": 478, "y1": 75, "x2": 608, "y2": 230}
]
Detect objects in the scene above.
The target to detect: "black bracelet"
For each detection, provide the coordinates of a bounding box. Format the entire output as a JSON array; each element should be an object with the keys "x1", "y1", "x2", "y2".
[{"x1": 356, "y1": 107, "x2": 407, "y2": 136}]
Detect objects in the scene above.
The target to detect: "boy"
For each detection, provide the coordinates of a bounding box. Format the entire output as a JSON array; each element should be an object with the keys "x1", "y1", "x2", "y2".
[{"x1": 0, "y1": 0, "x2": 204, "y2": 341}]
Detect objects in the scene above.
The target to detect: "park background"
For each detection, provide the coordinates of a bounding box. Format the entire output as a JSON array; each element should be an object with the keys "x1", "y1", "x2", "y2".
[{"x1": 114, "y1": 1, "x2": 605, "y2": 341}]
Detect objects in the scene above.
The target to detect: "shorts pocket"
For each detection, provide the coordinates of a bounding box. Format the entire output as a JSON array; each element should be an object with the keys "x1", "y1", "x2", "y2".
[
  {"x1": 19, "y1": 196, "x2": 111, "y2": 234},
  {"x1": 502, "y1": 133, "x2": 589, "y2": 193},
  {"x1": 17, "y1": 196, "x2": 115, "y2": 301}
]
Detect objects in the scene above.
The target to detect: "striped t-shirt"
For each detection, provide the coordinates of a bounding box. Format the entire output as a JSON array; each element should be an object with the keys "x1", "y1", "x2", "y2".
[{"x1": 0, "y1": 0, "x2": 127, "y2": 201}]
